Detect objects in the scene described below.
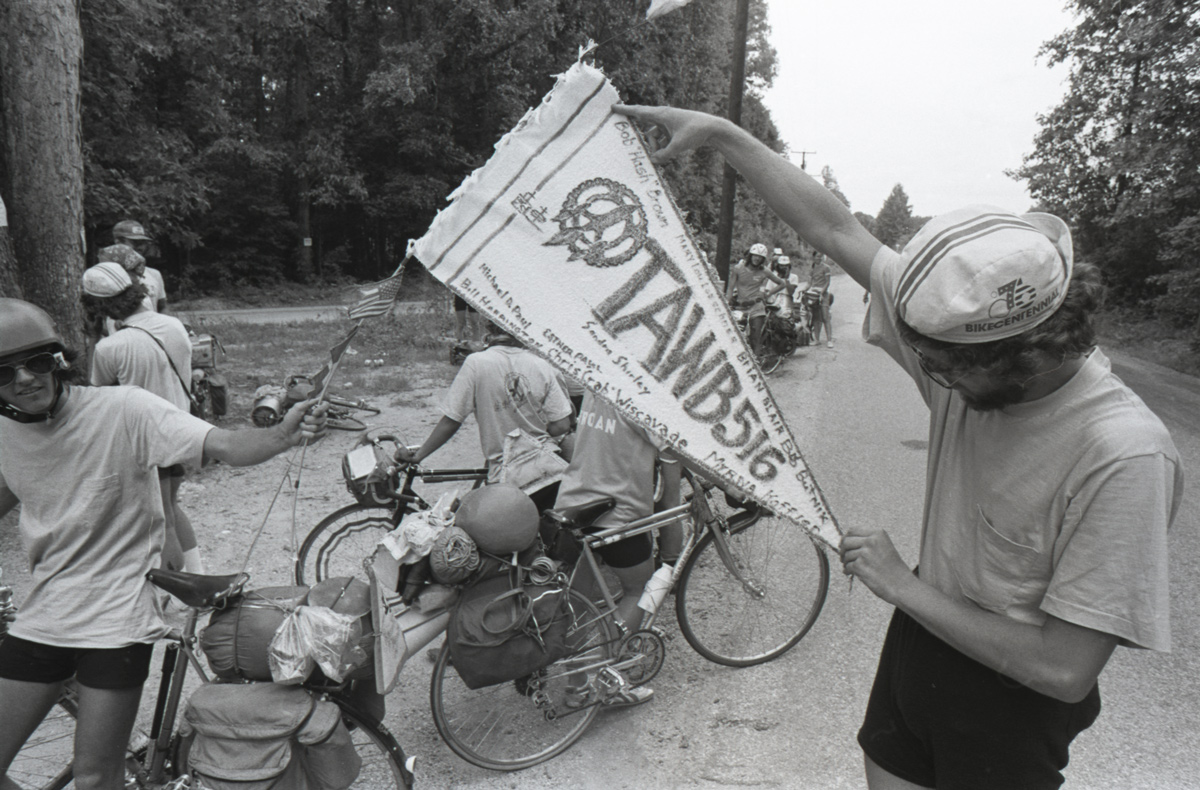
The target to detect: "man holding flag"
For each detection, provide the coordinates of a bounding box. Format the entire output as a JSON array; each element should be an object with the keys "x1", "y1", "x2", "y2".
[{"x1": 612, "y1": 103, "x2": 1181, "y2": 790}]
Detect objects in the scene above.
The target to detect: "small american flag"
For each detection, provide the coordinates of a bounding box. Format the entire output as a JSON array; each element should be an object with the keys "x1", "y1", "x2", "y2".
[{"x1": 348, "y1": 273, "x2": 403, "y2": 320}]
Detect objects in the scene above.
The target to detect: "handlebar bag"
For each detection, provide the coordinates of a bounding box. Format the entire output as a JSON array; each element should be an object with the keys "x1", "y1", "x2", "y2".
[
  {"x1": 447, "y1": 564, "x2": 572, "y2": 690},
  {"x1": 181, "y1": 682, "x2": 361, "y2": 789}
]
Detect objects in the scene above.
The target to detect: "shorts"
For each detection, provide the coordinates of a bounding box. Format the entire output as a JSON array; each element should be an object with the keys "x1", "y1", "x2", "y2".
[
  {"x1": 0, "y1": 634, "x2": 154, "y2": 690},
  {"x1": 858, "y1": 609, "x2": 1101, "y2": 790},
  {"x1": 453, "y1": 294, "x2": 476, "y2": 313},
  {"x1": 587, "y1": 521, "x2": 652, "y2": 569},
  {"x1": 158, "y1": 463, "x2": 185, "y2": 480}
]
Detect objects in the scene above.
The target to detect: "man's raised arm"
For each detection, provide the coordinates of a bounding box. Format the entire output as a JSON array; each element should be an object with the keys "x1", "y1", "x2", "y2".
[{"x1": 613, "y1": 104, "x2": 882, "y2": 289}]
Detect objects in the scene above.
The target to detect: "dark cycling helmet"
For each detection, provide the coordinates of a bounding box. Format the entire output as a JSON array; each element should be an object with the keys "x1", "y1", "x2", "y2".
[
  {"x1": 0, "y1": 298, "x2": 64, "y2": 359},
  {"x1": 112, "y1": 219, "x2": 152, "y2": 242},
  {"x1": 454, "y1": 483, "x2": 540, "y2": 555}
]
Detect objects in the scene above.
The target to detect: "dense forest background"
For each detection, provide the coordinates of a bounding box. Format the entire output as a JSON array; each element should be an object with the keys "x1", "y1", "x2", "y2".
[
  {"x1": 1, "y1": 0, "x2": 1198, "y2": 355},
  {"x1": 73, "y1": 0, "x2": 806, "y2": 294}
]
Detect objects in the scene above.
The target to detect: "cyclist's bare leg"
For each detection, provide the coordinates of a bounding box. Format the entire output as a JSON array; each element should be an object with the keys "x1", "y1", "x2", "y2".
[
  {"x1": 748, "y1": 315, "x2": 766, "y2": 355},
  {"x1": 72, "y1": 683, "x2": 143, "y2": 790},
  {"x1": 609, "y1": 558, "x2": 655, "y2": 633},
  {"x1": 0, "y1": 677, "x2": 65, "y2": 785},
  {"x1": 158, "y1": 475, "x2": 183, "y2": 571},
  {"x1": 865, "y1": 754, "x2": 932, "y2": 789},
  {"x1": 170, "y1": 475, "x2": 203, "y2": 572},
  {"x1": 822, "y1": 300, "x2": 834, "y2": 346}
]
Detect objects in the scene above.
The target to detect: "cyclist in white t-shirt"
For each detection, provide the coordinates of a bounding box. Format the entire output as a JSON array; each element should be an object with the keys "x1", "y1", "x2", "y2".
[
  {"x1": 614, "y1": 103, "x2": 1182, "y2": 790},
  {"x1": 0, "y1": 298, "x2": 327, "y2": 787}
]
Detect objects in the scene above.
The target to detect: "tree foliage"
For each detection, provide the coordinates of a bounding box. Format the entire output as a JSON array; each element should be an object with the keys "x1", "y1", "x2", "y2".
[
  {"x1": 59, "y1": 0, "x2": 789, "y2": 297},
  {"x1": 1012, "y1": 0, "x2": 1200, "y2": 341},
  {"x1": 874, "y1": 184, "x2": 921, "y2": 250}
]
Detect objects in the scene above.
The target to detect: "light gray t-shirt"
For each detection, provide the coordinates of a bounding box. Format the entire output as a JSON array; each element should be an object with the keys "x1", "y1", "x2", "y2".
[
  {"x1": 442, "y1": 345, "x2": 573, "y2": 482},
  {"x1": 555, "y1": 391, "x2": 667, "y2": 527},
  {"x1": 864, "y1": 246, "x2": 1183, "y2": 651},
  {"x1": 92, "y1": 310, "x2": 193, "y2": 411},
  {"x1": 0, "y1": 385, "x2": 212, "y2": 647}
]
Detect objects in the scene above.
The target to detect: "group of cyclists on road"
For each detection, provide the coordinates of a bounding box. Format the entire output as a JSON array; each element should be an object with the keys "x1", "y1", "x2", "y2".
[
  {"x1": 1, "y1": 87, "x2": 1187, "y2": 790},
  {"x1": 726, "y1": 242, "x2": 835, "y2": 363}
]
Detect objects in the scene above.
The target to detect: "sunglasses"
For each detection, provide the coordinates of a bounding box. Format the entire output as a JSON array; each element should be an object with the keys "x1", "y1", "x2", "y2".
[{"x1": 0, "y1": 352, "x2": 61, "y2": 386}]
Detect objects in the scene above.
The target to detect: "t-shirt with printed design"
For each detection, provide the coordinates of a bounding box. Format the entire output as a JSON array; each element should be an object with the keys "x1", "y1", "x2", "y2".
[
  {"x1": 442, "y1": 345, "x2": 573, "y2": 482},
  {"x1": 727, "y1": 263, "x2": 774, "y2": 319},
  {"x1": 863, "y1": 245, "x2": 1183, "y2": 651},
  {"x1": 0, "y1": 385, "x2": 212, "y2": 648},
  {"x1": 555, "y1": 391, "x2": 667, "y2": 528}
]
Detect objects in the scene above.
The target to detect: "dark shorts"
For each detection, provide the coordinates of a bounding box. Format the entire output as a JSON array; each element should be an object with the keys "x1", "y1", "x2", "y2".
[
  {"x1": 158, "y1": 464, "x2": 185, "y2": 480},
  {"x1": 590, "y1": 530, "x2": 652, "y2": 568},
  {"x1": 0, "y1": 634, "x2": 154, "y2": 690},
  {"x1": 858, "y1": 609, "x2": 1101, "y2": 790},
  {"x1": 453, "y1": 295, "x2": 476, "y2": 313}
]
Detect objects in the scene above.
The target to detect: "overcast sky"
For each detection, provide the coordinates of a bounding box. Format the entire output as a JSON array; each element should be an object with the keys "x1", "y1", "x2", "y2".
[{"x1": 762, "y1": 0, "x2": 1076, "y2": 218}]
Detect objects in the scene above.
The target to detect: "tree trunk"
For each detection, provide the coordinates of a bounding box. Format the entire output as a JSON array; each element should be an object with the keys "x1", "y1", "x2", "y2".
[
  {"x1": 0, "y1": 0, "x2": 86, "y2": 349},
  {"x1": 0, "y1": 196, "x2": 21, "y2": 297}
]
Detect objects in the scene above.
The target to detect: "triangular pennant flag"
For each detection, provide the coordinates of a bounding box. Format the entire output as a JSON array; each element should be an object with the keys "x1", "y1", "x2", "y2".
[{"x1": 413, "y1": 63, "x2": 839, "y2": 549}]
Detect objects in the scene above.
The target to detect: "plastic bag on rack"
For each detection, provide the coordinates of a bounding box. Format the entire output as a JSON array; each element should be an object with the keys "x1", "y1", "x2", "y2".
[
  {"x1": 379, "y1": 490, "x2": 458, "y2": 564},
  {"x1": 268, "y1": 605, "x2": 368, "y2": 685}
]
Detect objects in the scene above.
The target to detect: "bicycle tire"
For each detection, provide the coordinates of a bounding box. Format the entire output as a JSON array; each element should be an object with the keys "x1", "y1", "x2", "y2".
[
  {"x1": 328, "y1": 413, "x2": 369, "y2": 432},
  {"x1": 295, "y1": 504, "x2": 396, "y2": 585},
  {"x1": 760, "y1": 353, "x2": 783, "y2": 375},
  {"x1": 430, "y1": 587, "x2": 615, "y2": 771},
  {"x1": 8, "y1": 691, "x2": 78, "y2": 790},
  {"x1": 676, "y1": 497, "x2": 830, "y2": 666},
  {"x1": 338, "y1": 701, "x2": 414, "y2": 789}
]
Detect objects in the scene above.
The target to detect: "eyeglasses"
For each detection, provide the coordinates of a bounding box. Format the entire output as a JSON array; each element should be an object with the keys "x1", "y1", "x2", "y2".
[
  {"x1": 0, "y1": 352, "x2": 60, "y2": 386},
  {"x1": 910, "y1": 347, "x2": 968, "y2": 389}
]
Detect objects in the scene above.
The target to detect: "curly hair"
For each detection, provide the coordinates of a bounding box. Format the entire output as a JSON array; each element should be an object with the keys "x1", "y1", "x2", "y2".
[
  {"x1": 897, "y1": 261, "x2": 1105, "y2": 374},
  {"x1": 81, "y1": 282, "x2": 149, "y2": 336}
]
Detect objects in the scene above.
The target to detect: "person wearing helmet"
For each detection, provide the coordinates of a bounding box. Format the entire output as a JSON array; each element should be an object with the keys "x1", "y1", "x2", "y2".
[
  {"x1": 614, "y1": 102, "x2": 1181, "y2": 790},
  {"x1": 726, "y1": 242, "x2": 789, "y2": 359},
  {"x1": 82, "y1": 262, "x2": 204, "y2": 575},
  {"x1": 799, "y1": 251, "x2": 835, "y2": 348},
  {"x1": 765, "y1": 254, "x2": 801, "y2": 319},
  {"x1": 0, "y1": 298, "x2": 327, "y2": 786},
  {"x1": 396, "y1": 320, "x2": 573, "y2": 511},
  {"x1": 112, "y1": 219, "x2": 167, "y2": 312}
]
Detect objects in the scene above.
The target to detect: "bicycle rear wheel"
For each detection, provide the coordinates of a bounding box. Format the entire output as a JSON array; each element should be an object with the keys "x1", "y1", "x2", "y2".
[
  {"x1": 8, "y1": 689, "x2": 78, "y2": 790},
  {"x1": 759, "y1": 352, "x2": 783, "y2": 375},
  {"x1": 295, "y1": 504, "x2": 395, "y2": 585},
  {"x1": 338, "y1": 701, "x2": 414, "y2": 789},
  {"x1": 676, "y1": 499, "x2": 830, "y2": 666},
  {"x1": 430, "y1": 588, "x2": 615, "y2": 771}
]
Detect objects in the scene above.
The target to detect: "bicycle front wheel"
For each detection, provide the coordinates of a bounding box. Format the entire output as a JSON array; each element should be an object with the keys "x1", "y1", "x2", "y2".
[
  {"x1": 295, "y1": 504, "x2": 395, "y2": 585},
  {"x1": 677, "y1": 506, "x2": 830, "y2": 666},
  {"x1": 430, "y1": 588, "x2": 615, "y2": 771},
  {"x1": 9, "y1": 690, "x2": 77, "y2": 790}
]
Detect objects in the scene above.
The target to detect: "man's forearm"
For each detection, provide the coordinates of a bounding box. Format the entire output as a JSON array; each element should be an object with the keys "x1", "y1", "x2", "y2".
[
  {"x1": 203, "y1": 424, "x2": 294, "y2": 467},
  {"x1": 890, "y1": 575, "x2": 1117, "y2": 703}
]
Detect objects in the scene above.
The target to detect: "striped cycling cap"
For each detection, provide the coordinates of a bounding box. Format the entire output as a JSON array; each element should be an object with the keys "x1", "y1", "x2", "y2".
[{"x1": 894, "y1": 205, "x2": 1073, "y2": 343}]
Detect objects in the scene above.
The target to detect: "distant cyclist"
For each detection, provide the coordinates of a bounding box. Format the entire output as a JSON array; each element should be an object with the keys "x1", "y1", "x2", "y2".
[
  {"x1": 726, "y1": 243, "x2": 789, "y2": 359},
  {"x1": 765, "y1": 254, "x2": 801, "y2": 320},
  {"x1": 803, "y1": 252, "x2": 835, "y2": 348},
  {"x1": 111, "y1": 219, "x2": 167, "y2": 313}
]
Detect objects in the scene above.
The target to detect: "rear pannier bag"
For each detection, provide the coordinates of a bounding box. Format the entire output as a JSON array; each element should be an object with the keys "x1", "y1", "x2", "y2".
[
  {"x1": 181, "y1": 682, "x2": 360, "y2": 790},
  {"x1": 201, "y1": 586, "x2": 308, "y2": 681},
  {"x1": 447, "y1": 563, "x2": 573, "y2": 690}
]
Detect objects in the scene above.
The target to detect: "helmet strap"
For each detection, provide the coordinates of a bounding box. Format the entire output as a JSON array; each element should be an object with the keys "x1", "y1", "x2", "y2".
[{"x1": 0, "y1": 379, "x2": 65, "y2": 424}]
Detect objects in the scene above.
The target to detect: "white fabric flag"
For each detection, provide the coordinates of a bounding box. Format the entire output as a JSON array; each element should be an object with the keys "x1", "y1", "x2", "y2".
[{"x1": 413, "y1": 63, "x2": 840, "y2": 549}]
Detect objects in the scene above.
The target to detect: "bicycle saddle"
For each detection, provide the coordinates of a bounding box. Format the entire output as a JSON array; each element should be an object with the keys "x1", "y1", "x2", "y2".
[
  {"x1": 542, "y1": 497, "x2": 616, "y2": 528},
  {"x1": 146, "y1": 568, "x2": 249, "y2": 609}
]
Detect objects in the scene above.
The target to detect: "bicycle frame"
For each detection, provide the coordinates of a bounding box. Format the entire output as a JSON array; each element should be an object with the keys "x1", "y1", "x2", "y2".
[{"x1": 566, "y1": 478, "x2": 757, "y2": 638}]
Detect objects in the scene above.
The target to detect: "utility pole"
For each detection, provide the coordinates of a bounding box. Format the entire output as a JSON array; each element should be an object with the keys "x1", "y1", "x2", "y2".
[
  {"x1": 714, "y1": 0, "x2": 751, "y2": 285},
  {"x1": 797, "y1": 151, "x2": 817, "y2": 171}
]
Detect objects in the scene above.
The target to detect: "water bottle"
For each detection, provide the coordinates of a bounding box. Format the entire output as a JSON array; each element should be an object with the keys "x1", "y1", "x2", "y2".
[{"x1": 637, "y1": 564, "x2": 674, "y2": 615}]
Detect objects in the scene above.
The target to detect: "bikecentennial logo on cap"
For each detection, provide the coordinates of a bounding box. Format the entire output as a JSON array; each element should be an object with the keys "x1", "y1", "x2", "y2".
[
  {"x1": 894, "y1": 205, "x2": 1074, "y2": 344},
  {"x1": 82, "y1": 261, "x2": 133, "y2": 297}
]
